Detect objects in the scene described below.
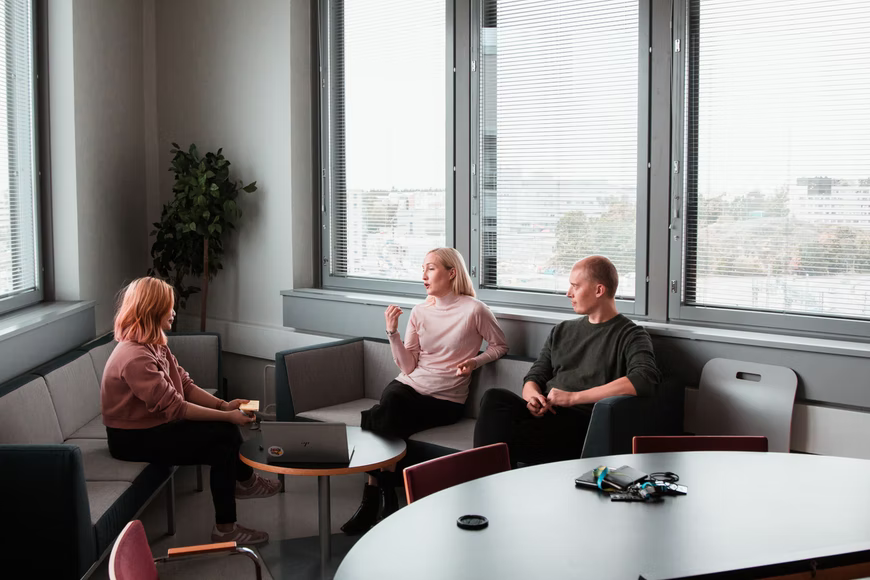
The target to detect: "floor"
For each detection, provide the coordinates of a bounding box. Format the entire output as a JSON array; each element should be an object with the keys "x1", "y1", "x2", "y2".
[{"x1": 90, "y1": 463, "x2": 399, "y2": 579}]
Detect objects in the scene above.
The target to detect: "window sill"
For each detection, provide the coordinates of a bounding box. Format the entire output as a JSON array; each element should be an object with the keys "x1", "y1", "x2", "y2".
[{"x1": 281, "y1": 288, "x2": 870, "y2": 359}]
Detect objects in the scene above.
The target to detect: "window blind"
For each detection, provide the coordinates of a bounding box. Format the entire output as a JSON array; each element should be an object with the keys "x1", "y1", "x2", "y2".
[
  {"x1": 0, "y1": 0, "x2": 37, "y2": 307},
  {"x1": 327, "y1": 0, "x2": 446, "y2": 282},
  {"x1": 683, "y1": 0, "x2": 870, "y2": 320},
  {"x1": 478, "y1": 0, "x2": 639, "y2": 298}
]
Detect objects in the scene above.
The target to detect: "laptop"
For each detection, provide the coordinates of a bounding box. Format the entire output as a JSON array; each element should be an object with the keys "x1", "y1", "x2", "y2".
[{"x1": 259, "y1": 422, "x2": 353, "y2": 464}]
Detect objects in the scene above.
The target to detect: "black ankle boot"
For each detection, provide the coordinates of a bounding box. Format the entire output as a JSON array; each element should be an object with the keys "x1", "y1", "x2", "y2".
[
  {"x1": 377, "y1": 472, "x2": 399, "y2": 520},
  {"x1": 341, "y1": 484, "x2": 380, "y2": 536}
]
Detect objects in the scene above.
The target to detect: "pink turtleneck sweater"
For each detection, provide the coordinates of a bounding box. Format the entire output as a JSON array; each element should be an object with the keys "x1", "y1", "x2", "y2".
[{"x1": 388, "y1": 293, "x2": 508, "y2": 404}]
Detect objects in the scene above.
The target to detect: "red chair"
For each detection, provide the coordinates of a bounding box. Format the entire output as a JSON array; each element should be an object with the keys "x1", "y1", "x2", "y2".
[
  {"x1": 632, "y1": 435, "x2": 768, "y2": 454},
  {"x1": 403, "y1": 443, "x2": 511, "y2": 504},
  {"x1": 108, "y1": 520, "x2": 262, "y2": 580}
]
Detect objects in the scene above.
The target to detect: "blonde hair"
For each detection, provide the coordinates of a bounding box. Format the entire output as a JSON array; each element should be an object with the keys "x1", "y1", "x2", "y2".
[
  {"x1": 424, "y1": 248, "x2": 475, "y2": 302},
  {"x1": 114, "y1": 277, "x2": 175, "y2": 346}
]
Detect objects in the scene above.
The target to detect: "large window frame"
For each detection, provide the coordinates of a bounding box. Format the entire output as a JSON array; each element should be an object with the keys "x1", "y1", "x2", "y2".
[
  {"x1": 0, "y1": 0, "x2": 41, "y2": 316},
  {"x1": 667, "y1": 0, "x2": 870, "y2": 340},
  {"x1": 316, "y1": 0, "x2": 870, "y2": 342}
]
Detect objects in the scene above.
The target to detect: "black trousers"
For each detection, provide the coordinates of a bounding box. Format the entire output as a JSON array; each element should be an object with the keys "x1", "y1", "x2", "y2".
[
  {"x1": 107, "y1": 420, "x2": 253, "y2": 525},
  {"x1": 473, "y1": 388, "x2": 592, "y2": 467},
  {"x1": 361, "y1": 380, "x2": 465, "y2": 441}
]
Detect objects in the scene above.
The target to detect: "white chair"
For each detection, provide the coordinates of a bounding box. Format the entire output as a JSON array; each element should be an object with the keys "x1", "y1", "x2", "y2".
[{"x1": 695, "y1": 358, "x2": 797, "y2": 453}]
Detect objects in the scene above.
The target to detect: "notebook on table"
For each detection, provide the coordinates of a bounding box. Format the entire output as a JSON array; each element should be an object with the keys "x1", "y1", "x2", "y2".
[{"x1": 259, "y1": 422, "x2": 353, "y2": 465}]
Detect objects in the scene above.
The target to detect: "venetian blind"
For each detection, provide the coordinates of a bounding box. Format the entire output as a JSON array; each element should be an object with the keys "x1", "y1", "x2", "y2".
[
  {"x1": 478, "y1": 0, "x2": 639, "y2": 298},
  {"x1": 327, "y1": 0, "x2": 446, "y2": 282},
  {"x1": 683, "y1": 0, "x2": 870, "y2": 320},
  {"x1": 0, "y1": 0, "x2": 37, "y2": 307}
]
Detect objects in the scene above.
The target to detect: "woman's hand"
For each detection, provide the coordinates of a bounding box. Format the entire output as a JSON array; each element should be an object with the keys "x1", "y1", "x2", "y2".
[
  {"x1": 385, "y1": 305, "x2": 403, "y2": 334},
  {"x1": 221, "y1": 399, "x2": 250, "y2": 411},
  {"x1": 455, "y1": 359, "x2": 478, "y2": 376},
  {"x1": 226, "y1": 409, "x2": 255, "y2": 425}
]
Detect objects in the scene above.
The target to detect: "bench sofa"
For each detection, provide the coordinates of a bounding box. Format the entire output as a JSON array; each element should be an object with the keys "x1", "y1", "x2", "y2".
[
  {"x1": 0, "y1": 332, "x2": 223, "y2": 580},
  {"x1": 275, "y1": 337, "x2": 683, "y2": 465}
]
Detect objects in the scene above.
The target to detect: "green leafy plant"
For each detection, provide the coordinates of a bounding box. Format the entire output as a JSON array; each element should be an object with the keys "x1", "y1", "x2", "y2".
[{"x1": 148, "y1": 143, "x2": 257, "y2": 330}]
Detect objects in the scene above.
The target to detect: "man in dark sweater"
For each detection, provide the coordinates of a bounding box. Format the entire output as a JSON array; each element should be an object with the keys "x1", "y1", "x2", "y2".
[{"x1": 473, "y1": 256, "x2": 661, "y2": 465}]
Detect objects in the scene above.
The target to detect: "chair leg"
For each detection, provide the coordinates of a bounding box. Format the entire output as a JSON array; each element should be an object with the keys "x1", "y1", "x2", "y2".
[
  {"x1": 279, "y1": 473, "x2": 285, "y2": 493},
  {"x1": 196, "y1": 465, "x2": 204, "y2": 492},
  {"x1": 166, "y1": 473, "x2": 176, "y2": 536}
]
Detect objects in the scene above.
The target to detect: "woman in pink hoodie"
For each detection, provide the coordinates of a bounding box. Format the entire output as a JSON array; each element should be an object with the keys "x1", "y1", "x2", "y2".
[
  {"x1": 341, "y1": 248, "x2": 509, "y2": 535},
  {"x1": 102, "y1": 277, "x2": 279, "y2": 545}
]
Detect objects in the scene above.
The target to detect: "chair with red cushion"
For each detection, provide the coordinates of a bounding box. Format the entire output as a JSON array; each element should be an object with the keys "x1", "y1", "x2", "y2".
[
  {"x1": 403, "y1": 443, "x2": 511, "y2": 504},
  {"x1": 108, "y1": 520, "x2": 263, "y2": 580},
  {"x1": 632, "y1": 435, "x2": 769, "y2": 454}
]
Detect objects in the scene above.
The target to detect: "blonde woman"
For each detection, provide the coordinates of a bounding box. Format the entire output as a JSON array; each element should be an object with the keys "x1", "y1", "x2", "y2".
[
  {"x1": 342, "y1": 248, "x2": 508, "y2": 535},
  {"x1": 101, "y1": 277, "x2": 280, "y2": 545}
]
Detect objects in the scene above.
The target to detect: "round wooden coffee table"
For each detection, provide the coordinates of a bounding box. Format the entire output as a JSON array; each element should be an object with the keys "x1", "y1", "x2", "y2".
[{"x1": 240, "y1": 425, "x2": 405, "y2": 575}]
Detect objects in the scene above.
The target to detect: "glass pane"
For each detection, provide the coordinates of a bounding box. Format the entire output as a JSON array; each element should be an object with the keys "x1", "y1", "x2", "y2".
[
  {"x1": 479, "y1": 0, "x2": 639, "y2": 298},
  {"x1": 329, "y1": 0, "x2": 446, "y2": 282},
  {"x1": 685, "y1": 0, "x2": 870, "y2": 320}
]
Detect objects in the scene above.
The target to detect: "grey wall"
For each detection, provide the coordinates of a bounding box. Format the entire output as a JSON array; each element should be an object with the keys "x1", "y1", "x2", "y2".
[
  {"x1": 151, "y1": 0, "x2": 313, "y2": 329},
  {"x1": 48, "y1": 0, "x2": 148, "y2": 333}
]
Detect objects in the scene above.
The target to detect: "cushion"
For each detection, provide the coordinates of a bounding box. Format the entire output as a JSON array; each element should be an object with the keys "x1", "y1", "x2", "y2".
[
  {"x1": 168, "y1": 334, "x2": 220, "y2": 391},
  {"x1": 65, "y1": 438, "x2": 150, "y2": 482},
  {"x1": 85, "y1": 339, "x2": 117, "y2": 386},
  {"x1": 363, "y1": 340, "x2": 398, "y2": 400},
  {"x1": 0, "y1": 375, "x2": 64, "y2": 444},
  {"x1": 86, "y1": 481, "x2": 132, "y2": 525},
  {"x1": 39, "y1": 352, "x2": 102, "y2": 440},
  {"x1": 467, "y1": 357, "x2": 531, "y2": 418},
  {"x1": 409, "y1": 418, "x2": 476, "y2": 451},
  {"x1": 69, "y1": 415, "x2": 107, "y2": 439},
  {"x1": 285, "y1": 341, "x2": 365, "y2": 413},
  {"x1": 295, "y1": 398, "x2": 379, "y2": 426}
]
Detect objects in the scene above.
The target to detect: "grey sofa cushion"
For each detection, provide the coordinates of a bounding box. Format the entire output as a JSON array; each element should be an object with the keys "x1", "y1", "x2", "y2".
[
  {"x1": 69, "y1": 415, "x2": 107, "y2": 439},
  {"x1": 41, "y1": 353, "x2": 102, "y2": 440},
  {"x1": 296, "y1": 398, "x2": 379, "y2": 426},
  {"x1": 466, "y1": 357, "x2": 530, "y2": 418},
  {"x1": 363, "y1": 340, "x2": 398, "y2": 400},
  {"x1": 66, "y1": 438, "x2": 150, "y2": 482},
  {"x1": 86, "y1": 481, "x2": 131, "y2": 524},
  {"x1": 409, "y1": 418, "x2": 476, "y2": 451},
  {"x1": 168, "y1": 334, "x2": 220, "y2": 391},
  {"x1": 86, "y1": 340, "x2": 117, "y2": 386},
  {"x1": 0, "y1": 375, "x2": 64, "y2": 444},
  {"x1": 285, "y1": 341, "x2": 365, "y2": 413}
]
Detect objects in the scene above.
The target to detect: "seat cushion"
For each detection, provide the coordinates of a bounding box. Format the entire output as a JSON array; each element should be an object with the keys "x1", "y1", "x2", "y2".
[
  {"x1": 409, "y1": 418, "x2": 476, "y2": 451},
  {"x1": 0, "y1": 375, "x2": 64, "y2": 444},
  {"x1": 86, "y1": 481, "x2": 132, "y2": 525},
  {"x1": 65, "y1": 438, "x2": 150, "y2": 482},
  {"x1": 69, "y1": 415, "x2": 107, "y2": 439},
  {"x1": 295, "y1": 398, "x2": 379, "y2": 426}
]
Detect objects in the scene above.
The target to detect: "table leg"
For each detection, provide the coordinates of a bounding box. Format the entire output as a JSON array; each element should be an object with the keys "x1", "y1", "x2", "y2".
[{"x1": 318, "y1": 475, "x2": 331, "y2": 567}]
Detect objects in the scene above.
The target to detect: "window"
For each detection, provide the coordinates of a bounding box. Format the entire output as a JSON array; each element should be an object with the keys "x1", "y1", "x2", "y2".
[
  {"x1": 674, "y1": 0, "x2": 870, "y2": 333},
  {"x1": 321, "y1": 0, "x2": 448, "y2": 290},
  {"x1": 0, "y1": 0, "x2": 39, "y2": 315},
  {"x1": 475, "y1": 0, "x2": 647, "y2": 308}
]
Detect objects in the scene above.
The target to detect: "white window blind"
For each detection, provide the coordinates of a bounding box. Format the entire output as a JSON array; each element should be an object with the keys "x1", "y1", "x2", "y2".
[
  {"x1": 683, "y1": 0, "x2": 870, "y2": 320},
  {"x1": 478, "y1": 0, "x2": 639, "y2": 298},
  {"x1": 326, "y1": 0, "x2": 446, "y2": 283},
  {"x1": 0, "y1": 0, "x2": 37, "y2": 311}
]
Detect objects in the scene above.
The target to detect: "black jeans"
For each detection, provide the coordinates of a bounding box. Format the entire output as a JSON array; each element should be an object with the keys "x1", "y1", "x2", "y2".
[
  {"x1": 107, "y1": 420, "x2": 253, "y2": 525},
  {"x1": 473, "y1": 388, "x2": 592, "y2": 467},
  {"x1": 361, "y1": 380, "x2": 465, "y2": 440}
]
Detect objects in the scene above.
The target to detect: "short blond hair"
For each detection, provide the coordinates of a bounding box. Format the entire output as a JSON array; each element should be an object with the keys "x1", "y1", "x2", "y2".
[
  {"x1": 114, "y1": 277, "x2": 174, "y2": 345},
  {"x1": 425, "y1": 248, "x2": 475, "y2": 298}
]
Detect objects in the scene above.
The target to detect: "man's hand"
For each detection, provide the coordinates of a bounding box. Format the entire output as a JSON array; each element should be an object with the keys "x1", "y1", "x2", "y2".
[
  {"x1": 456, "y1": 359, "x2": 478, "y2": 376},
  {"x1": 525, "y1": 392, "x2": 555, "y2": 417},
  {"x1": 546, "y1": 388, "x2": 576, "y2": 408},
  {"x1": 221, "y1": 399, "x2": 250, "y2": 411}
]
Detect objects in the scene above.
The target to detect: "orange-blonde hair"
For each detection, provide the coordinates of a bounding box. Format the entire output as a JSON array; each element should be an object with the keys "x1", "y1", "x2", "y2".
[{"x1": 114, "y1": 277, "x2": 175, "y2": 346}]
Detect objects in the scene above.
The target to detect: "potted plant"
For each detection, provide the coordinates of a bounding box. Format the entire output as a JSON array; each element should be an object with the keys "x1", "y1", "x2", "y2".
[{"x1": 148, "y1": 143, "x2": 257, "y2": 331}]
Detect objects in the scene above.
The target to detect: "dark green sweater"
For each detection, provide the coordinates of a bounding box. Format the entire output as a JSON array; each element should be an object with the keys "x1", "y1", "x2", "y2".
[{"x1": 523, "y1": 314, "x2": 661, "y2": 400}]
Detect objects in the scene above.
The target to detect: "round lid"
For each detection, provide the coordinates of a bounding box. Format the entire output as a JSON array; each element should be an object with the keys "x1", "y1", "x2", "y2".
[{"x1": 456, "y1": 515, "x2": 489, "y2": 530}]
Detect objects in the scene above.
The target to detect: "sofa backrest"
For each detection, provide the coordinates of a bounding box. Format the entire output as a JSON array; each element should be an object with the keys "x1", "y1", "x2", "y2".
[
  {"x1": 363, "y1": 340, "x2": 402, "y2": 400},
  {"x1": 467, "y1": 356, "x2": 530, "y2": 418},
  {"x1": 33, "y1": 351, "x2": 102, "y2": 440},
  {"x1": 281, "y1": 339, "x2": 366, "y2": 415},
  {"x1": 83, "y1": 338, "x2": 117, "y2": 386},
  {"x1": 167, "y1": 333, "x2": 221, "y2": 392},
  {"x1": 0, "y1": 374, "x2": 64, "y2": 444}
]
